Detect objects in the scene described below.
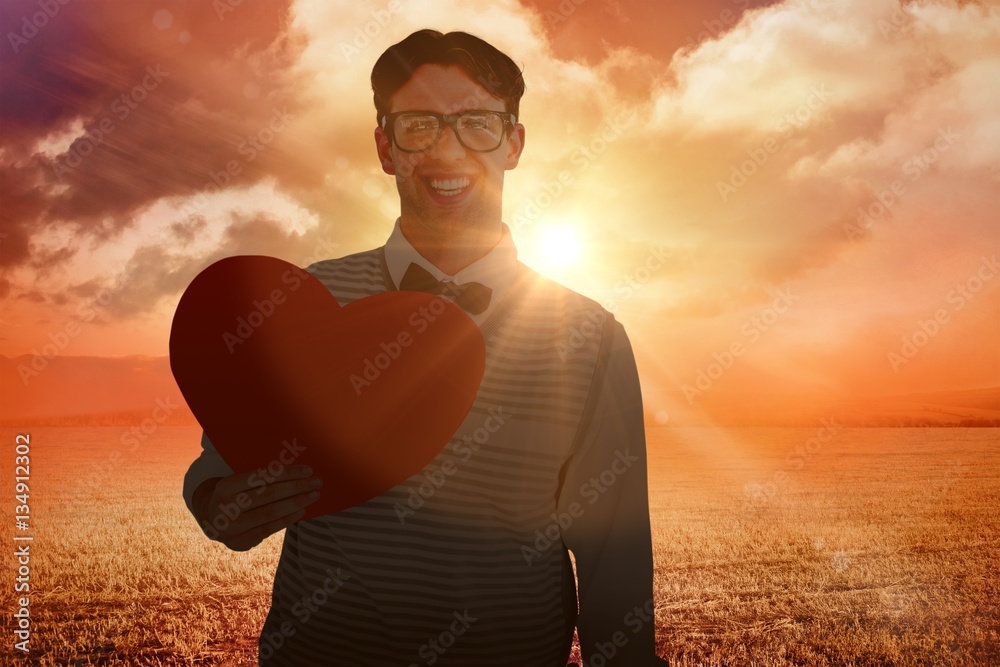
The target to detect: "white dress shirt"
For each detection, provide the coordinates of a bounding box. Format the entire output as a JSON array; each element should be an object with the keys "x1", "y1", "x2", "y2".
[{"x1": 383, "y1": 217, "x2": 518, "y2": 325}]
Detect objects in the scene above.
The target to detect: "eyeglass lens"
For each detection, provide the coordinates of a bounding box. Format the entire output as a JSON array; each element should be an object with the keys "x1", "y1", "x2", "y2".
[{"x1": 393, "y1": 113, "x2": 505, "y2": 152}]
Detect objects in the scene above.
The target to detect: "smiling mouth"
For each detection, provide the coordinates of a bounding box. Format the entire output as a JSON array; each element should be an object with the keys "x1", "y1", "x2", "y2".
[{"x1": 426, "y1": 176, "x2": 472, "y2": 197}]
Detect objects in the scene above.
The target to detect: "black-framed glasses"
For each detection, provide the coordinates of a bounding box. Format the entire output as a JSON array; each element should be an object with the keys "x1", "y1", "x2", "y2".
[{"x1": 381, "y1": 110, "x2": 516, "y2": 153}]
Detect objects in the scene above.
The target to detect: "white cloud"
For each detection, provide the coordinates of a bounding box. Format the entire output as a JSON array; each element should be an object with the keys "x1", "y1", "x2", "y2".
[{"x1": 651, "y1": 0, "x2": 944, "y2": 137}]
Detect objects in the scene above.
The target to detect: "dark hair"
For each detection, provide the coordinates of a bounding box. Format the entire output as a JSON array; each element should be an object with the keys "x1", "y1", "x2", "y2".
[{"x1": 371, "y1": 29, "x2": 525, "y2": 125}]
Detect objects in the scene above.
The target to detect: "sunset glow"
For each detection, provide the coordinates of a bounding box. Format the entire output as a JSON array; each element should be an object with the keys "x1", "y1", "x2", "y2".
[
  {"x1": 527, "y1": 223, "x2": 583, "y2": 272},
  {"x1": 0, "y1": 0, "x2": 997, "y2": 425}
]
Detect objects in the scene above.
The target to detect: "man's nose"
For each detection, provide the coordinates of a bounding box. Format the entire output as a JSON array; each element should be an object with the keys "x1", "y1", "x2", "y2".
[{"x1": 432, "y1": 125, "x2": 467, "y2": 159}]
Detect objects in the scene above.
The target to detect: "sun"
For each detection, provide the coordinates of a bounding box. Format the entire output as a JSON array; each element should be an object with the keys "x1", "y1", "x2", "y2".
[{"x1": 536, "y1": 224, "x2": 582, "y2": 270}]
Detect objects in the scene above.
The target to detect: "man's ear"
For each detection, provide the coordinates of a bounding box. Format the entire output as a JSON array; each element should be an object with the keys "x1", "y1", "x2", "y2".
[
  {"x1": 504, "y1": 123, "x2": 525, "y2": 170},
  {"x1": 375, "y1": 126, "x2": 395, "y2": 175}
]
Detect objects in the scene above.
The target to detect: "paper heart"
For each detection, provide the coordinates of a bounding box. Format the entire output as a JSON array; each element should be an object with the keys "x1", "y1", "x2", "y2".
[{"x1": 169, "y1": 255, "x2": 485, "y2": 520}]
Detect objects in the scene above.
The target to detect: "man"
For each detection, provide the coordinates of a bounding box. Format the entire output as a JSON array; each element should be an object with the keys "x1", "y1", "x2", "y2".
[{"x1": 183, "y1": 29, "x2": 666, "y2": 666}]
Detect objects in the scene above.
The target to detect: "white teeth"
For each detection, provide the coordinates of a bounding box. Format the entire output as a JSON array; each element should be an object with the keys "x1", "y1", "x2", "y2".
[{"x1": 429, "y1": 177, "x2": 471, "y2": 195}]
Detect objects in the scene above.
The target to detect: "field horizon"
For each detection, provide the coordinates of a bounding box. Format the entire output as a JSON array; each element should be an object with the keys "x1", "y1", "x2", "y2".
[{"x1": 2, "y1": 355, "x2": 998, "y2": 429}]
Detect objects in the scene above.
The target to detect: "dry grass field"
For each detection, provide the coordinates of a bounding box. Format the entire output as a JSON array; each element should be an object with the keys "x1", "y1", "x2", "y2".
[
  {"x1": 1, "y1": 424, "x2": 997, "y2": 665},
  {"x1": 648, "y1": 426, "x2": 999, "y2": 666}
]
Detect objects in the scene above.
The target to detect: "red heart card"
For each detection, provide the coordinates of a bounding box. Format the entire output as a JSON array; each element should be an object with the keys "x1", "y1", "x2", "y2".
[{"x1": 169, "y1": 255, "x2": 485, "y2": 520}]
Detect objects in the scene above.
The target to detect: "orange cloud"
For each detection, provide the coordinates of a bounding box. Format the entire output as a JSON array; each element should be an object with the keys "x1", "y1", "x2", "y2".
[{"x1": 0, "y1": 0, "x2": 996, "y2": 411}]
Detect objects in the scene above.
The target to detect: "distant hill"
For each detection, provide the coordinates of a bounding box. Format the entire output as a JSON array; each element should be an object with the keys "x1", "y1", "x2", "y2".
[
  {"x1": 0, "y1": 354, "x2": 196, "y2": 425},
  {"x1": 643, "y1": 386, "x2": 1000, "y2": 427},
  {"x1": 830, "y1": 386, "x2": 1000, "y2": 427}
]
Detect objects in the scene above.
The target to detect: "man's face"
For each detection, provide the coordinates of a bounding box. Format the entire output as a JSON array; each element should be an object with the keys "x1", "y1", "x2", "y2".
[{"x1": 374, "y1": 64, "x2": 525, "y2": 235}]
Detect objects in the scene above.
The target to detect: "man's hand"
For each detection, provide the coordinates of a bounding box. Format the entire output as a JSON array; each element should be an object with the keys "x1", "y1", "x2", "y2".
[{"x1": 192, "y1": 465, "x2": 322, "y2": 551}]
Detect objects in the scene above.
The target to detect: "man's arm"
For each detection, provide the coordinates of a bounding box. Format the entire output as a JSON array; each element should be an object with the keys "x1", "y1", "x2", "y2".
[
  {"x1": 182, "y1": 431, "x2": 235, "y2": 519},
  {"x1": 183, "y1": 432, "x2": 322, "y2": 550},
  {"x1": 557, "y1": 321, "x2": 668, "y2": 666}
]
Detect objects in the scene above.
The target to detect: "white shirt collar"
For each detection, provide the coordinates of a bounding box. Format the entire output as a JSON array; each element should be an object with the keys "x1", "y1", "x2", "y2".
[{"x1": 383, "y1": 218, "x2": 519, "y2": 324}]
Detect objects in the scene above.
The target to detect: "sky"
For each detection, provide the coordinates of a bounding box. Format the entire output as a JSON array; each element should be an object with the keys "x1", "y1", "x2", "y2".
[{"x1": 1, "y1": 0, "x2": 998, "y2": 422}]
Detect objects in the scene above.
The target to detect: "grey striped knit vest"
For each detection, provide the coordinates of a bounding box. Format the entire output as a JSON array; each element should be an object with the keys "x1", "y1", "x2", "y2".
[{"x1": 258, "y1": 246, "x2": 615, "y2": 667}]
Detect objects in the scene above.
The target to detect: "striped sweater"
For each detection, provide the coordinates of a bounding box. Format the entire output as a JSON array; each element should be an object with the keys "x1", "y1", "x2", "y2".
[{"x1": 185, "y1": 247, "x2": 660, "y2": 666}]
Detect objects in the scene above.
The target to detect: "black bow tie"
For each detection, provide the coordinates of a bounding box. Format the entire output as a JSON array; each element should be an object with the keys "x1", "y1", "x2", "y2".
[{"x1": 399, "y1": 262, "x2": 492, "y2": 316}]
